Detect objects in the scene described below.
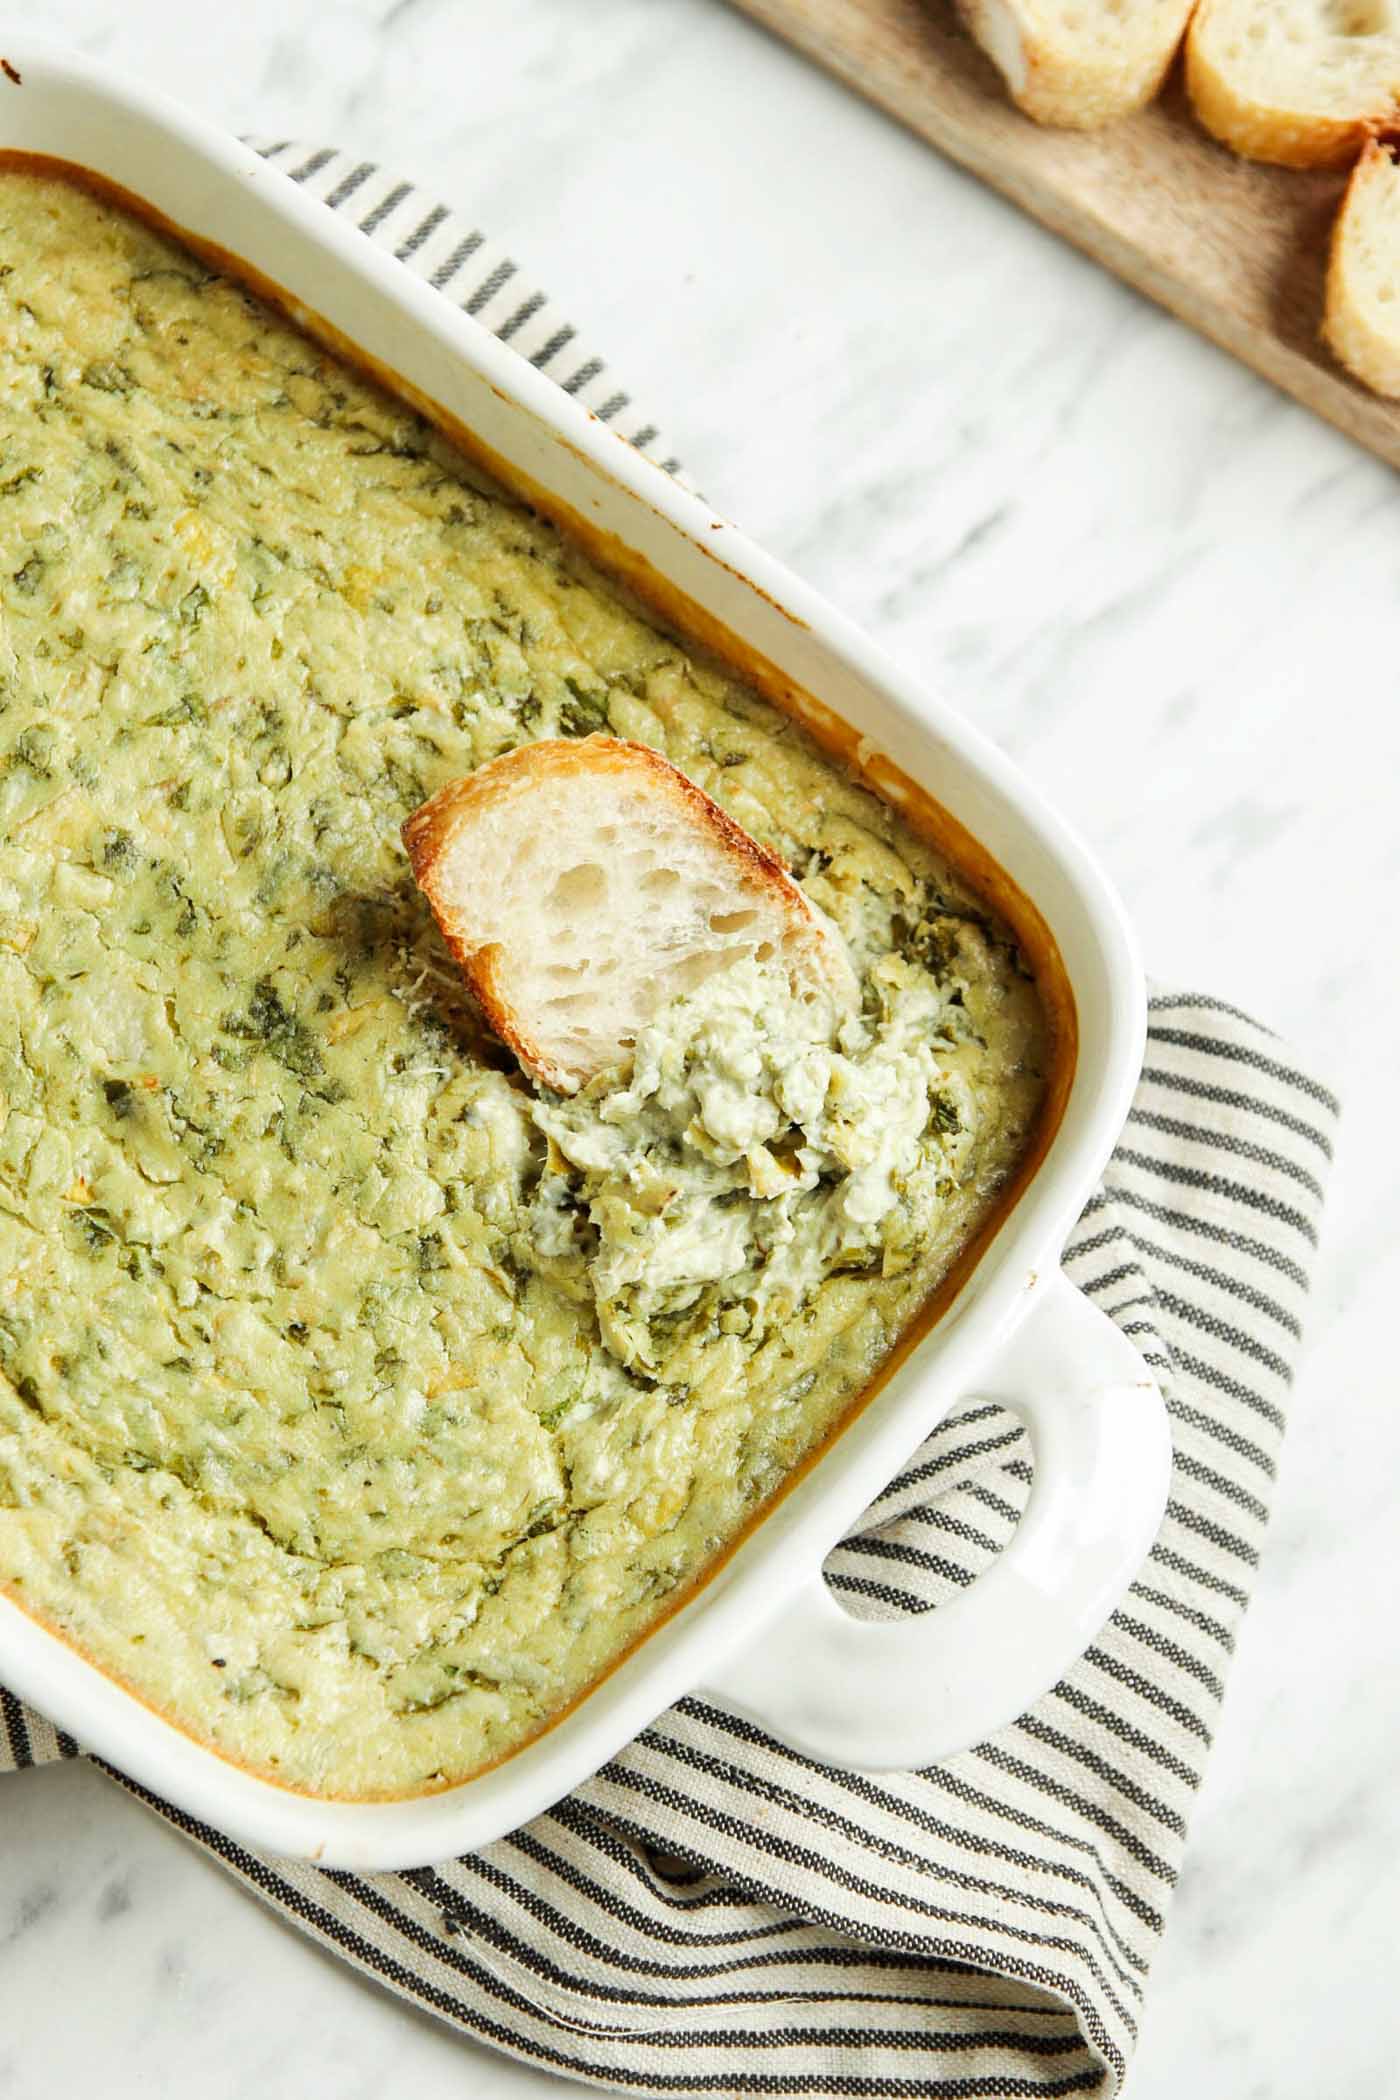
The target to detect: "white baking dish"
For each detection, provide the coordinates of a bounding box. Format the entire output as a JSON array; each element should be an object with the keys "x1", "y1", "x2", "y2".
[{"x1": 0, "y1": 39, "x2": 1171, "y2": 1868}]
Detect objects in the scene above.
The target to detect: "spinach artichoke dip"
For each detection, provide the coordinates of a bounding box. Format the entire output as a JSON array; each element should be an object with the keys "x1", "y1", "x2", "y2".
[{"x1": 0, "y1": 169, "x2": 1052, "y2": 1796}]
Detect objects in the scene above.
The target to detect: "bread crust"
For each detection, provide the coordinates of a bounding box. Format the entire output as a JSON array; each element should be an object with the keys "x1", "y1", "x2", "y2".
[
  {"x1": 403, "y1": 735, "x2": 854, "y2": 1091},
  {"x1": 958, "y1": 0, "x2": 1193, "y2": 128},
  {"x1": 1186, "y1": 3, "x2": 1400, "y2": 168},
  {"x1": 1324, "y1": 133, "x2": 1400, "y2": 396}
]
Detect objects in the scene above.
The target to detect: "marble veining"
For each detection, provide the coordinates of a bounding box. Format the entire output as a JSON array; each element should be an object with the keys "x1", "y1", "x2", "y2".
[{"x1": 2, "y1": 2, "x2": 1396, "y2": 2095}]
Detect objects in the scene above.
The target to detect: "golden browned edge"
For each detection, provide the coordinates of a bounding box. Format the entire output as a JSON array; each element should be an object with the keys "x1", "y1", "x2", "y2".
[
  {"x1": 956, "y1": 0, "x2": 1186, "y2": 131},
  {"x1": 402, "y1": 734, "x2": 845, "y2": 1091},
  {"x1": 1183, "y1": 4, "x2": 1381, "y2": 172},
  {"x1": 0, "y1": 152, "x2": 1078, "y2": 1803},
  {"x1": 404, "y1": 733, "x2": 808, "y2": 906},
  {"x1": 1322, "y1": 132, "x2": 1400, "y2": 397}
]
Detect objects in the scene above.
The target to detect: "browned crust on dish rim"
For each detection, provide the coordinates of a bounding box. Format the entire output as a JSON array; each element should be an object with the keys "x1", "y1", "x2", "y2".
[{"x1": 0, "y1": 149, "x2": 1079, "y2": 1802}]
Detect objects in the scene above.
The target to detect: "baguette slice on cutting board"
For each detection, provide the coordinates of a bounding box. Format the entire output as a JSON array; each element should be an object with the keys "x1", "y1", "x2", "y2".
[
  {"x1": 1325, "y1": 133, "x2": 1400, "y2": 393},
  {"x1": 1187, "y1": 0, "x2": 1400, "y2": 168},
  {"x1": 402, "y1": 735, "x2": 858, "y2": 1094},
  {"x1": 957, "y1": 0, "x2": 1197, "y2": 126}
]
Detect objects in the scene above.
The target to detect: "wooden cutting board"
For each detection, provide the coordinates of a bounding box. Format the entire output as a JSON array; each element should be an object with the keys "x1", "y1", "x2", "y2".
[{"x1": 727, "y1": 0, "x2": 1400, "y2": 471}]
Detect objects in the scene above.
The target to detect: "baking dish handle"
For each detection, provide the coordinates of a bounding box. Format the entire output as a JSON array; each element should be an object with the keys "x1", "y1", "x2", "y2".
[{"x1": 698, "y1": 1269, "x2": 1172, "y2": 1770}]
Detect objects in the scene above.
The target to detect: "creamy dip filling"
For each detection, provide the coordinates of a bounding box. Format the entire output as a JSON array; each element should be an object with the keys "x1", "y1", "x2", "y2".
[
  {"x1": 530, "y1": 955, "x2": 975, "y2": 1379},
  {"x1": 0, "y1": 170, "x2": 1049, "y2": 1796}
]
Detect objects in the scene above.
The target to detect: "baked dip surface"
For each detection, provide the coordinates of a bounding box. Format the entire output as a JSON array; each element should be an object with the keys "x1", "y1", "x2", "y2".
[{"x1": 0, "y1": 169, "x2": 1053, "y2": 1796}]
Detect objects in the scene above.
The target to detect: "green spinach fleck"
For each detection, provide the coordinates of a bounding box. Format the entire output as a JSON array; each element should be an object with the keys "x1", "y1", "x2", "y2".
[
  {"x1": 558, "y1": 676, "x2": 610, "y2": 738},
  {"x1": 101, "y1": 828, "x2": 137, "y2": 872},
  {"x1": 224, "y1": 979, "x2": 325, "y2": 1081}
]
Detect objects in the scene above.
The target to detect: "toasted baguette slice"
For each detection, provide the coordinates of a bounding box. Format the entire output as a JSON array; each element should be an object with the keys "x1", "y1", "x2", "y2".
[
  {"x1": 402, "y1": 736, "x2": 858, "y2": 1093},
  {"x1": 1187, "y1": 0, "x2": 1400, "y2": 168},
  {"x1": 1325, "y1": 134, "x2": 1400, "y2": 392},
  {"x1": 958, "y1": 0, "x2": 1196, "y2": 126}
]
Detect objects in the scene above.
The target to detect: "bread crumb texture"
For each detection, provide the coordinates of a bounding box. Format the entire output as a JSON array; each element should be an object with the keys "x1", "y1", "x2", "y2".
[
  {"x1": 1188, "y1": 0, "x2": 1400, "y2": 167},
  {"x1": 1325, "y1": 133, "x2": 1400, "y2": 391},
  {"x1": 403, "y1": 735, "x2": 858, "y2": 1091},
  {"x1": 958, "y1": 0, "x2": 1196, "y2": 127}
]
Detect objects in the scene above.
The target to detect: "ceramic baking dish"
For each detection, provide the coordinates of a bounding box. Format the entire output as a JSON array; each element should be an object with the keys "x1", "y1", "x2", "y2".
[{"x1": 0, "y1": 40, "x2": 1172, "y2": 1869}]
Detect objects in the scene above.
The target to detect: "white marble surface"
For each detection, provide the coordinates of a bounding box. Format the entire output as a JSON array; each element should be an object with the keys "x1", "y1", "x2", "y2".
[{"x1": 2, "y1": 2, "x2": 1396, "y2": 2094}]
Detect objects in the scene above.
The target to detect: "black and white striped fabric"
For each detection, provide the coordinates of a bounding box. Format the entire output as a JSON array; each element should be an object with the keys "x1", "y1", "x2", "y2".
[
  {"x1": 0, "y1": 149, "x2": 1341, "y2": 2100},
  {"x1": 252, "y1": 143, "x2": 685, "y2": 480}
]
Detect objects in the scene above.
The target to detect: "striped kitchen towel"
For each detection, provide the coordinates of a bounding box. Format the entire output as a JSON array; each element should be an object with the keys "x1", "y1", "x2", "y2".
[{"x1": 0, "y1": 149, "x2": 1341, "y2": 2100}]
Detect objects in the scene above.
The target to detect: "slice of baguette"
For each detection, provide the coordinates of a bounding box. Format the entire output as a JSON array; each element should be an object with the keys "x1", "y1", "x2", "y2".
[
  {"x1": 1325, "y1": 133, "x2": 1400, "y2": 393},
  {"x1": 1187, "y1": 0, "x2": 1400, "y2": 168},
  {"x1": 957, "y1": 0, "x2": 1196, "y2": 127},
  {"x1": 402, "y1": 736, "x2": 858, "y2": 1094}
]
